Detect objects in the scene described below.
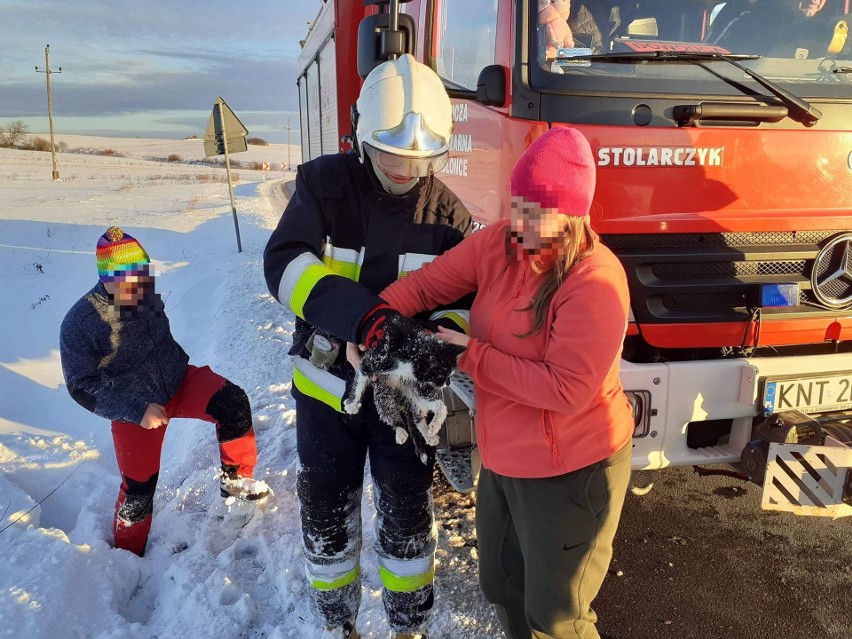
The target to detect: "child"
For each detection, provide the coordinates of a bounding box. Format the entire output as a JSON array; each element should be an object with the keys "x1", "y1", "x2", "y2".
[{"x1": 60, "y1": 227, "x2": 270, "y2": 556}]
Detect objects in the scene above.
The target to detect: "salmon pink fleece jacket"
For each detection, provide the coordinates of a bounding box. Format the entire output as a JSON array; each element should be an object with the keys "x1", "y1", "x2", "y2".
[{"x1": 381, "y1": 220, "x2": 634, "y2": 478}]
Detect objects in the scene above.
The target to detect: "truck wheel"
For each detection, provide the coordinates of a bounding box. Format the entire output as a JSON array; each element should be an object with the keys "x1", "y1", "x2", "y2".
[{"x1": 629, "y1": 471, "x2": 654, "y2": 496}]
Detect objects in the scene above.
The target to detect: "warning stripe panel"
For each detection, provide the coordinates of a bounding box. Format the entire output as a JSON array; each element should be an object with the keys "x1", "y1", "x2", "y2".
[{"x1": 762, "y1": 443, "x2": 852, "y2": 518}]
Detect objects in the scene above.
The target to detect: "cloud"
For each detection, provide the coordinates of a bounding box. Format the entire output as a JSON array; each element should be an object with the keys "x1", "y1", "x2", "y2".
[
  {"x1": 2, "y1": 57, "x2": 303, "y2": 117},
  {"x1": 0, "y1": 0, "x2": 320, "y2": 138}
]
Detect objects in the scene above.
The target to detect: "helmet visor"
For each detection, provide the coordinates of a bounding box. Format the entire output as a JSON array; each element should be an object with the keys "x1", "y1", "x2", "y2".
[{"x1": 364, "y1": 143, "x2": 449, "y2": 179}]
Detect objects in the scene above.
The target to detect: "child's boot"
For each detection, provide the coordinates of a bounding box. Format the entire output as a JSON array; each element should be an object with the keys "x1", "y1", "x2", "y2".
[{"x1": 219, "y1": 465, "x2": 271, "y2": 501}]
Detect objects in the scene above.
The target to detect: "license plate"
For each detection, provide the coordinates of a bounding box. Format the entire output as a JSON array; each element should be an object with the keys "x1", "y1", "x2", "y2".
[{"x1": 763, "y1": 374, "x2": 852, "y2": 415}]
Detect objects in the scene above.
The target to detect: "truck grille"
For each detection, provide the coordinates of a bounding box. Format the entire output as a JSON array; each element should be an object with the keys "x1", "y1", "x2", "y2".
[{"x1": 600, "y1": 230, "x2": 845, "y2": 323}]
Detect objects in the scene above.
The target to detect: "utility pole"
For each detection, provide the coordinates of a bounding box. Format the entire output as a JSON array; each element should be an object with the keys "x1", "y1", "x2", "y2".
[
  {"x1": 285, "y1": 117, "x2": 294, "y2": 171},
  {"x1": 35, "y1": 44, "x2": 61, "y2": 181}
]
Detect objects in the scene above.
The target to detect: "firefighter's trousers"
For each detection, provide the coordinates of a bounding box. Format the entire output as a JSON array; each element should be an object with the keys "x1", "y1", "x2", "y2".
[
  {"x1": 111, "y1": 365, "x2": 258, "y2": 556},
  {"x1": 293, "y1": 387, "x2": 436, "y2": 633},
  {"x1": 476, "y1": 443, "x2": 631, "y2": 639}
]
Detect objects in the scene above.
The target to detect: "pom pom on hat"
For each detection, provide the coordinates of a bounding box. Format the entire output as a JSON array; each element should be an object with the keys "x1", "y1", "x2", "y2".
[
  {"x1": 97, "y1": 226, "x2": 150, "y2": 282},
  {"x1": 510, "y1": 127, "x2": 596, "y2": 217}
]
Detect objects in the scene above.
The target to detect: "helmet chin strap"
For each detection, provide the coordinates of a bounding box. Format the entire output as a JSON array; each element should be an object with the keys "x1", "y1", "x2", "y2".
[{"x1": 373, "y1": 165, "x2": 420, "y2": 195}]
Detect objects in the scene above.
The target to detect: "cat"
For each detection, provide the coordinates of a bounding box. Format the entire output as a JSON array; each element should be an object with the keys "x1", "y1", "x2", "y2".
[{"x1": 344, "y1": 313, "x2": 465, "y2": 463}]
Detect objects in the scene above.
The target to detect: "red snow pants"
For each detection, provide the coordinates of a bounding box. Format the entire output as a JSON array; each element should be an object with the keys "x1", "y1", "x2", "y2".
[{"x1": 110, "y1": 365, "x2": 258, "y2": 556}]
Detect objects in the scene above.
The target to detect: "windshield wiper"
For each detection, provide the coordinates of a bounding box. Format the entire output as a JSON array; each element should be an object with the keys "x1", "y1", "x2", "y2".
[{"x1": 565, "y1": 51, "x2": 822, "y2": 126}]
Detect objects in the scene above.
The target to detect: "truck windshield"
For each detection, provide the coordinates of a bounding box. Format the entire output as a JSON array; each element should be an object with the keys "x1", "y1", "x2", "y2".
[{"x1": 534, "y1": 1, "x2": 852, "y2": 98}]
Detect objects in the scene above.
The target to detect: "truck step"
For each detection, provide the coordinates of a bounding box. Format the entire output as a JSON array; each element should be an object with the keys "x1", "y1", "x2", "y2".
[
  {"x1": 437, "y1": 447, "x2": 475, "y2": 493},
  {"x1": 449, "y1": 372, "x2": 476, "y2": 410}
]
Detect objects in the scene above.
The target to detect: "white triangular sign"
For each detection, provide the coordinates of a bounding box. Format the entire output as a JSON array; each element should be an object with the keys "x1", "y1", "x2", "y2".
[{"x1": 204, "y1": 97, "x2": 248, "y2": 141}]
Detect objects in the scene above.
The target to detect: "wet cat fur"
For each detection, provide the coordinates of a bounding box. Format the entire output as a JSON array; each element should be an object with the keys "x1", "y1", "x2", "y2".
[{"x1": 344, "y1": 314, "x2": 464, "y2": 462}]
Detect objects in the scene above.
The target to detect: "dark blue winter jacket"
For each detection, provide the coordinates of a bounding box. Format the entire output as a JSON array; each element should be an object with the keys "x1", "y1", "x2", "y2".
[{"x1": 59, "y1": 282, "x2": 189, "y2": 425}]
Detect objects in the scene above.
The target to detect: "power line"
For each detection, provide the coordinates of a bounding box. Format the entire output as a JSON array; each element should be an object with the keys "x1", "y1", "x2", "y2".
[
  {"x1": 35, "y1": 44, "x2": 61, "y2": 181},
  {"x1": 0, "y1": 462, "x2": 86, "y2": 535}
]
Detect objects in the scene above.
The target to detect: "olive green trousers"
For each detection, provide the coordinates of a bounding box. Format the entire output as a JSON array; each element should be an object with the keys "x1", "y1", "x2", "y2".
[{"x1": 476, "y1": 444, "x2": 631, "y2": 639}]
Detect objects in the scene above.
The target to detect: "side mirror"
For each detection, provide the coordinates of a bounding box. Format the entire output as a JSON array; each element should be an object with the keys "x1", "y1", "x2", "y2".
[
  {"x1": 357, "y1": 12, "x2": 417, "y2": 79},
  {"x1": 476, "y1": 65, "x2": 507, "y2": 107}
]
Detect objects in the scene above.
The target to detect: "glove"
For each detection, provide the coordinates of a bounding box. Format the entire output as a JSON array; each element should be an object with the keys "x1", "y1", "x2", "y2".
[{"x1": 358, "y1": 304, "x2": 403, "y2": 350}]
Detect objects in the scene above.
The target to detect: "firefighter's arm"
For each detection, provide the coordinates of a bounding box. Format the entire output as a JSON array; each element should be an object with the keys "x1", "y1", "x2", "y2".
[
  {"x1": 421, "y1": 310, "x2": 471, "y2": 336},
  {"x1": 59, "y1": 317, "x2": 148, "y2": 424},
  {"x1": 422, "y1": 197, "x2": 474, "y2": 334},
  {"x1": 459, "y1": 264, "x2": 628, "y2": 413},
  {"x1": 381, "y1": 221, "x2": 489, "y2": 319},
  {"x1": 263, "y1": 167, "x2": 384, "y2": 343}
]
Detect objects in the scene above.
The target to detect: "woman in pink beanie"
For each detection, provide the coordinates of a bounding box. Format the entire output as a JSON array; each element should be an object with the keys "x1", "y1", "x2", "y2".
[{"x1": 377, "y1": 127, "x2": 634, "y2": 638}]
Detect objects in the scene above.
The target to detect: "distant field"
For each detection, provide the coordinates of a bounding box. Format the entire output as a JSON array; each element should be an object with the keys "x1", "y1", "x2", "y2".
[
  {"x1": 20, "y1": 133, "x2": 301, "y2": 168},
  {"x1": 0, "y1": 135, "x2": 296, "y2": 231}
]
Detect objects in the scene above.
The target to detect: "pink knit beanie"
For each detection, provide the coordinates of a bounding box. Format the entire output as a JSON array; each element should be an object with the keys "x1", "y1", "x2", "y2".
[{"x1": 510, "y1": 127, "x2": 596, "y2": 217}]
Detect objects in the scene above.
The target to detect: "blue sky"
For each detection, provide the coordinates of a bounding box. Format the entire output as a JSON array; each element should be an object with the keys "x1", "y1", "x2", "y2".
[{"x1": 0, "y1": 0, "x2": 322, "y2": 143}]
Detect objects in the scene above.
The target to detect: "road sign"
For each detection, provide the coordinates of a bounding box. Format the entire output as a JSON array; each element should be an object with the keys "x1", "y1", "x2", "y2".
[
  {"x1": 202, "y1": 97, "x2": 247, "y2": 253},
  {"x1": 262, "y1": 162, "x2": 270, "y2": 171},
  {"x1": 204, "y1": 97, "x2": 248, "y2": 142},
  {"x1": 203, "y1": 136, "x2": 248, "y2": 157}
]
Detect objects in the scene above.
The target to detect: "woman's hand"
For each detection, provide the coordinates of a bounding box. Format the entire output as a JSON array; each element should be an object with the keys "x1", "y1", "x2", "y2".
[{"x1": 435, "y1": 326, "x2": 470, "y2": 363}]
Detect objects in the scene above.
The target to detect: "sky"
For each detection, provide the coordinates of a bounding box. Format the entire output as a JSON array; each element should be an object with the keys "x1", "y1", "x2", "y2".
[
  {"x1": 0, "y1": 0, "x2": 323, "y2": 143},
  {"x1": 0, "y1": 139, "x2": 497, "y2": 638}
]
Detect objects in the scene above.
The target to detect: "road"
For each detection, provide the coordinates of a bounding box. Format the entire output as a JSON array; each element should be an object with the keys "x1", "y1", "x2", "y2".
[{"x1": 434, "y1": 464, "x2": 851, "y2": 639}]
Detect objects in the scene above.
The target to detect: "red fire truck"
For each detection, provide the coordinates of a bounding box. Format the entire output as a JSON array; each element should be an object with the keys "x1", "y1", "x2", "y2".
[{"x1": 297, "y1": 0, "x2": 852, "y2": 516}]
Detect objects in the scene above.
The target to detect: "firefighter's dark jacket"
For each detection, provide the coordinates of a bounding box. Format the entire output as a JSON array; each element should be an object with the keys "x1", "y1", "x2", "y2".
[{"x1": 263, "y1": 152, "x2": 472, "y2": 410}]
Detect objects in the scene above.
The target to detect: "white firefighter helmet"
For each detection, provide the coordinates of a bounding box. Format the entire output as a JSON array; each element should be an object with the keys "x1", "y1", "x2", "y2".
[{"x1": 355, "y1": 54, "x2": 453, "y2": 194}]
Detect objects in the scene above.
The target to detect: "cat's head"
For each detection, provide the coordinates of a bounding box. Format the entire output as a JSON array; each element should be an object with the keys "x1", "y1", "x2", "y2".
[
  {"x1": 409, "y1": 337, "x2": 465, "y2": 395},
  {"x1": 361, "y1": 314, "x2": 465, "y2": 391}
]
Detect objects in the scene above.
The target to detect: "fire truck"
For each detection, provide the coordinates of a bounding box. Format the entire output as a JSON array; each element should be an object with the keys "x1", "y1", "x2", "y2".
[{"x1": 296, "y1": 0, "x2": 852, "y2": 516}]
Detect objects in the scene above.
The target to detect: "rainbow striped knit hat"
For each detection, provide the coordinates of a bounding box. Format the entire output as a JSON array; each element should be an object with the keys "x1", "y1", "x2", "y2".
[{"x1": 96, "y1": 227, "x2": 150, "y2": 282}]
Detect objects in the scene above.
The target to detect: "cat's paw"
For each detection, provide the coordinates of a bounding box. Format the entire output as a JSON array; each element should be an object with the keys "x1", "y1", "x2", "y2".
[{"x1": 343, "y1": 399, "x2": 361, "y2": 415}]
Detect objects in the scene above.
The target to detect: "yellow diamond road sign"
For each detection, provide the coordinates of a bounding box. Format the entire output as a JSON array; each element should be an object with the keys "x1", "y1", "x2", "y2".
[{"x1": 204, "y1": 97, "x2": 248, "y2": 142}]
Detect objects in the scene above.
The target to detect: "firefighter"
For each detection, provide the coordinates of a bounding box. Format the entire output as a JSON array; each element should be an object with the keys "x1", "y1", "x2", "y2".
[
  {"x1": 705, "y1": 0, "x2": 836, "y2": 57},
  {"x1": 263, "y1": 54, "x2": 471, "y2": 639}
]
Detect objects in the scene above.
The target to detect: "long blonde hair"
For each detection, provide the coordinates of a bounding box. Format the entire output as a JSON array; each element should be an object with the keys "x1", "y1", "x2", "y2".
[{"x1": 514, "y1": 215, "x2": 595, "y2": 336}]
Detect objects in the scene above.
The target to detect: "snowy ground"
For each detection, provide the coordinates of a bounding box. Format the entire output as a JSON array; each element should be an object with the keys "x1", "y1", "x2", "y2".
[{"x1": 0, "y1": 138, "x2": 498, "y2": 639}]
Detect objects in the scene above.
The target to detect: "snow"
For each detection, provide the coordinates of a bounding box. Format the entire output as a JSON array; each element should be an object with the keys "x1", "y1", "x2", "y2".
[{"x1": 0, "y1": 138, "x2": 498, "y2": 638}]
